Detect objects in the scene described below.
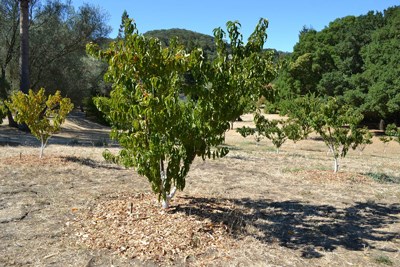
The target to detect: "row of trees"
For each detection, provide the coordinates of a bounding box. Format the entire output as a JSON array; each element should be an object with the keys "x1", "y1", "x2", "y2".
[
  {"x1": 238, "y1": 95, "x2": 373, "y2": 173},
  {"x1": 274, "y1": 6, "x2": 400, "y2": 125}
]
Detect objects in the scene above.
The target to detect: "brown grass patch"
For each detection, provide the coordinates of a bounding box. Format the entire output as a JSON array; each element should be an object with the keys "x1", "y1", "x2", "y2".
[{"x1": 296, "y1": 170, "x2": 372, "y2": 184}]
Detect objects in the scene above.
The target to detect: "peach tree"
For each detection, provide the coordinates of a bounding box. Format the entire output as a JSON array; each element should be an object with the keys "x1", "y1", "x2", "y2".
[
  {"x1": 308, "y1": 97, "x2": 371, "y2": 172},
  {"x1": 87, "y1": 19, "x2": 274, "y2": 208},
  {"x1": 6, "y1": 88, "x2": 73, "y2": 158}
]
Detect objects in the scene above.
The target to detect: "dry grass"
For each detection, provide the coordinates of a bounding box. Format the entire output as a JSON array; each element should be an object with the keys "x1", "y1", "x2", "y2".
[{"x1": 0, "y1": 112, "x2": 399, "y2": 266}]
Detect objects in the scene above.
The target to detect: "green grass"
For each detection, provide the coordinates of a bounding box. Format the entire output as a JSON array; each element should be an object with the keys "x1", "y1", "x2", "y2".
[
  {"x1": 366, "y1": 173, "x2": 400, "y2": 184},
  {"x1": 374, "y1": 255, "x2": 393, "y2": 265}
]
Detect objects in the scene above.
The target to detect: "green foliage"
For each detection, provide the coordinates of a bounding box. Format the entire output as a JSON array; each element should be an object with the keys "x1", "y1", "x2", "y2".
[
  {"x1": 276, "y1": 7, "x2": 400, "y2": 123},
  {"x1": 6, "y1": 88, "x2": 74, "y2": 158},
  {"x1": 374, "y1": 255, "x2": 394, "y2": 265},
  {"x1": 82, "y1": 95, "x2": 110, "y2": 126},
  {"x1": 308, "y1": 97, "x2": 372, "y2": 172},
  {"x1": 237, "y1": 112, "x2": 304, "y2": 152},
  {"x1": 87, "y1": 18, "x2": 273, "y2": 208},
  {"x1": 379, "y1": 123, "x2": 400, "y2": 145},
  {"x1": 280, "y1": 94, "x2": 320, "y2": 139},
  {"x1": 0, "y1": 100, "x2": 6, "y2": 124},
  {"x1": 366, "y1": 173, "x2": 400, "y2": 184},
  {"x1": 236, "y1": 126, "x2": 256, "y2": 138},
  {"x1": 209, "y1": 20, "x2": 276, "y2": 127},
  {"x1": 0, "y1": 0, "x2": 111, "y2": 106},
  {"x1": 117, "y1": 10, "x2": 130, "y2": 39},
  {"x1": 145, "y1": 28, "x2": 218, "y2": 61},
  {"x1": 252, "y1": 113, "x2": 287, "y2": 153}
]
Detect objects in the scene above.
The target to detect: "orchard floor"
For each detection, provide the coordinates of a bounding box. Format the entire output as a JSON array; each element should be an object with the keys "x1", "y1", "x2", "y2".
[{"x1": 0, "y1": 112, "x2": 399, "y2": 266}]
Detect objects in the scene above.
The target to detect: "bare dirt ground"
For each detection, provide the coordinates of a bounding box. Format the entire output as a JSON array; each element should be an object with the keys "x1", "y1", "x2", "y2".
[{"x1": 0, "y1": 111, "x2": 399, "y2": 266}]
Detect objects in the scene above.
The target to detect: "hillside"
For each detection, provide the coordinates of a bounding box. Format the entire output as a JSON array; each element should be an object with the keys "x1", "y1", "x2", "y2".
[
  {"x1": 144, "y1": 28, "x2": 217, "y2": 60},
  {"x1": 144, "y1": 28, "x2": 290, "y2": 61}
]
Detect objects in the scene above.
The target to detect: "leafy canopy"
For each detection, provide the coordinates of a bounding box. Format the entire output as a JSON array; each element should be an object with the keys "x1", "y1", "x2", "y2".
[
  {"x1": 275, "y1": 6, "x2": 400, "y2": 123},
  {"x1": 308, "y1": 97, "x2": 371, "y2": 172},
  {"x1": 87, "y1": 18, "x2": 274, "y2": 207},
  {"x1": 6, "y1": 88, "x2": 74, "y2": 158}
]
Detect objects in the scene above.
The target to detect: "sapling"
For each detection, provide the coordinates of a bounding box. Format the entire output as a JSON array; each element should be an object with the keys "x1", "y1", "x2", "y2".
[
  {"x1": 237, "y1": 112, "x2": 303, "y2": 153},
  {"x1": 255, "y1": 115, "x2": 287, "y2": 153},
  {"x1": 236, "y1": 126, "x2": 263, "y2": 145},
  {"x1": 308, "y1": 97, "x2": 371, "y2": 172},
  {"x1": 6, "y1": 88, "x2": 73, "y2": 158}
]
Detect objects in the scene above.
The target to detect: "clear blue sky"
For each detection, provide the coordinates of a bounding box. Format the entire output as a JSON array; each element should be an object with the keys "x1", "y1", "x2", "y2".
[{"x1": 72, "y1": 0, "x2": 399, "y2": 52}]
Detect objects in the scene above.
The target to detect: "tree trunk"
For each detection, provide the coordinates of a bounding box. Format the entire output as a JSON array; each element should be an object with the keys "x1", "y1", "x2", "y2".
[
  {"x1": 159, "y1": 159, "x2": 170, "y2": 209},
  {"x1": 333, "y1": 157, "x2": 339, "y2": 173},
  {"x1": 7, "y1": 111, "x2": 18, "y2": 127},
  {"x1": 379, "y1": 119, "x2": 385, "y2": 131},
  {"x1": 1, "y1": 69, "x2": 18, "y2": 127},
  {"x1": 159, "y1": 159, "x2": 177, "y2": 209},
  {"x1": 19, "y1": 0, "x2": 30, "y2": 94}
]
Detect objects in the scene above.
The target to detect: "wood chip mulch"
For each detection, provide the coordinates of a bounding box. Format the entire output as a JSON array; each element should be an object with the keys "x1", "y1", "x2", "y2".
[{"x1": 66, "y1": 193, "x2": 242, "y2": 264}]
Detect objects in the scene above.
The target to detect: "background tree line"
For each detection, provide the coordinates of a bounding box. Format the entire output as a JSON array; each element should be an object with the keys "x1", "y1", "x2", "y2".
[{"x1": 274, "y1": 6, "x2": 400, "y2": 126}]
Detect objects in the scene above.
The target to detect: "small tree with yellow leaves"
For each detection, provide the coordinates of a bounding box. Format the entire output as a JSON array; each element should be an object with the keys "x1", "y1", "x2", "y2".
[{"x1": 6, "y1": 88, "x2": 73, "y2": 158}]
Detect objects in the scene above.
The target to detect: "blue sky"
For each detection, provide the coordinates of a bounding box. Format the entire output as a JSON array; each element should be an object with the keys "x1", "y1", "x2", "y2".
[{"x1": 72, "y1": 0, "x2": 399, "y2": 52}]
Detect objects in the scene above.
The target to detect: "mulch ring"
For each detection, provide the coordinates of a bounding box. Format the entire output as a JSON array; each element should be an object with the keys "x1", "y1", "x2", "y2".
[
  {"x1": 66, "y1": 193, "x2": 245, "y2": 265},
  {"x1": 296, "y1": 170, "x2": 372, "y2": 184}
]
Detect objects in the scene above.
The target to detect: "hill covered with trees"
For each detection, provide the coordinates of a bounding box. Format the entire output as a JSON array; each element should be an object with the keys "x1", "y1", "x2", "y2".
[
  {"x1": 144, "y1": 28, "x2": 217, "y2": 60},
  {"x1": 144, "y1": 28, "x2": 289, "y2": 62}
]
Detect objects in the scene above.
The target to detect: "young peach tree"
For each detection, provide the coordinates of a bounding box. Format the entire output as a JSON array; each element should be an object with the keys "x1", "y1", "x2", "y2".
[
  {"x1": 308, "y1": 97, "x2": 371, "y2": 172},
  {"x1": 237, "y1": 112, "x2": 303, "y2": 153},
  {"x1": 87, "y1": 19, "x2": 274, "y2": 208},
  {"x1": 6, "y1": 88, "x2": 73, "y2": 158}
]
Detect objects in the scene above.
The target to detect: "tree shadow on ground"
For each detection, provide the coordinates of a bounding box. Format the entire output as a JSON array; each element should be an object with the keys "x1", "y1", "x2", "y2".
[
  {"x1": 173, "y1": 197, "x2": 400, "y2": 258},
  {"x1": 62, "y1": 156, "x2": 122, "y2": 170}
]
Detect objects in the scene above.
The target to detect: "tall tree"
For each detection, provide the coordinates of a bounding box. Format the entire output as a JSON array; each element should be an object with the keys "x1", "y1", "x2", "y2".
[
  {"x1": 0, "y1": 0, "x2": 19, "y2": 97},
  {"x1": 275, "y1": 7, "x2": 398, "y2": 125},
  {"x1": 19, "y1": 0, "x2": 30, "y2": 93},
  {"x1": 0, "y1": 0, "x2": 19, "y2": 126},
  {"x1": 0, "y1": 0, "x2": 111, "y2": 106},
  {"x1": 117, "y1": 9, "x2": 129, "y2": 39},
  {"x1": 360, "y1": 6, "x2": 400, "y2": 123}
]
